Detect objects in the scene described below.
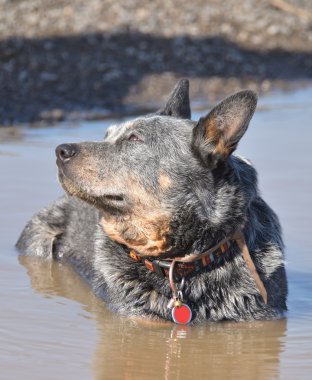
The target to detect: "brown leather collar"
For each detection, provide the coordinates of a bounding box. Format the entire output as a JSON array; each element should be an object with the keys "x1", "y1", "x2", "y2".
[
  {"x1": 130, "y1": 240, "x2": 232, "y2": 279},
  {"x1": 129, "y1": 229, "x2": 268, "y2": 304}
]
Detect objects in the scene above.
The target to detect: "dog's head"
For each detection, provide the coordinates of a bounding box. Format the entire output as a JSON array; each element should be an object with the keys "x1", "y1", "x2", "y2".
[{"x1": 56, "y1": 80, "x2": 257, "y2": 256}]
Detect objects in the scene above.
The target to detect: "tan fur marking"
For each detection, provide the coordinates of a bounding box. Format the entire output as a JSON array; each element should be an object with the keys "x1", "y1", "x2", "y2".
[
  {"x1": 204, "y1": 117, "x2": 231, "y2": 158},
  {"x1": 205, "y1": 117, "x2": 217, "y2": 141},
  {"x1": 213, "y1": 139, "x2": 231, "y2": 158},
  {"x1": 100, "y1": 174, "x2": 172, "y2": 256},
  {"x1": 159, "y1": 171, "x2": 171, "y2": 190},
  {"x1": 100, "y1": 213, "x2": 171, "y2": 256}
]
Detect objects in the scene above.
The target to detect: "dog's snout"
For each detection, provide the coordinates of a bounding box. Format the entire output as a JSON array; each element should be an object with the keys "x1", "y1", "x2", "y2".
[{"x1": 56, "y1": 144, "x2": 77, "y2": 162}]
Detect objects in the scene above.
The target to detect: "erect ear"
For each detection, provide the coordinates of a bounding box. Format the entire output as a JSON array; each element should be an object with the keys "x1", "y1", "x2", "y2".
[
  {"x1": 192, "y1": 90, "x2": 257, "y2": 167},
  {"x1": 158, "y1": 79, "x2": 191, "y2": 119}
]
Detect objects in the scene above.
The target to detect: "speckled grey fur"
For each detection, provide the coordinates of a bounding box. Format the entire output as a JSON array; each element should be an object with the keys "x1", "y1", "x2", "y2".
[{"x1": 16, "y1": 79, "x2": 287, "y2": 323}]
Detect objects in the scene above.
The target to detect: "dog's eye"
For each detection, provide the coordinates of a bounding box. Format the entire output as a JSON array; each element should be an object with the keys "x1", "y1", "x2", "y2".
[{"x1": 127, "y1": 134, "x2": 141, "y2": 142}]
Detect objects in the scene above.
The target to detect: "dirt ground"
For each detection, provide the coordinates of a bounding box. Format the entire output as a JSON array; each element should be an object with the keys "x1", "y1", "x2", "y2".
[{"x1": 0, "y1": 0, "x2": 311, "y2": 125}]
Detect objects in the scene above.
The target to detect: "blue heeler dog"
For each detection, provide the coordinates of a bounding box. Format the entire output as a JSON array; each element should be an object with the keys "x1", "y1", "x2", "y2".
[{"x1": 16, "y1": 79, "x2": 287, "y2": 324}]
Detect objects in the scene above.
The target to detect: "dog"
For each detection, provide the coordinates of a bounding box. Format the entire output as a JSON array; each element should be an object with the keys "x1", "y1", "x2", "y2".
[{"x1": 16, "y1": 79, "x2": 287, "y2": 324}]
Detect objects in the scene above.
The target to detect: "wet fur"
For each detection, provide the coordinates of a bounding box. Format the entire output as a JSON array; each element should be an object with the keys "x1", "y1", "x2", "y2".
[{"x1": 16, "y1": 80, "x2": 287, "y2": 323}]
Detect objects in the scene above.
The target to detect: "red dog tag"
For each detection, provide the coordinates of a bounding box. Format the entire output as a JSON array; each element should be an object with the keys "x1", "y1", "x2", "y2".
[{"x1": 172, "y1": 304, "x2": 192, "y2": 324}]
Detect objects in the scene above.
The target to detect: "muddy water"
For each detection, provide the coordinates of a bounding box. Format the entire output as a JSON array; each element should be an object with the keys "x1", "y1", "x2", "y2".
[{"x1": 1, "y1": 88, "x2": 312, "y2": 380}]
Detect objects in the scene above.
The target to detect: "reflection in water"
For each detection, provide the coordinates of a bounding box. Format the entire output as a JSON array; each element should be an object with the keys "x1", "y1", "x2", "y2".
[
  {"x1": 94, "y1": 317, "x2": 286, "y2": 380},
  {"x1": 20, "y1": 256, "x2": 287, "y2": 380}
]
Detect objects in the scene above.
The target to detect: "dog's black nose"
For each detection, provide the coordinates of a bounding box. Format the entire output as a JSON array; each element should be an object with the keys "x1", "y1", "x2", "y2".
[{"x1": 56, "y1": 144, "x2": 77, "y2": 162}]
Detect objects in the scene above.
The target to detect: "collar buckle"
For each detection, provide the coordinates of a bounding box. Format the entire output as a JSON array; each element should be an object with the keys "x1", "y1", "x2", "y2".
[{"x1": 144, "y1": 259, "x2": 170, "y2": 278}]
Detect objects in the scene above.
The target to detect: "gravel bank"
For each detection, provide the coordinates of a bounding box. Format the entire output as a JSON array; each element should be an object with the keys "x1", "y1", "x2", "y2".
[{"x1": 0, "y1": 0, "x2": 312, "y2": 125}]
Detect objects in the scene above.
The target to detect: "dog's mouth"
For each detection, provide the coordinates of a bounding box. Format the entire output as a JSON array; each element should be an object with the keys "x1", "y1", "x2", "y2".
[
  {"x1": 57, "y1": 166, "x2": 127, "y2": 211},
  {"x1": 101, "y1": 194, "x2": 124, "y2": 202},
  {"x1": 99, "y1": 194, "x2": 129, "y2": 214}
]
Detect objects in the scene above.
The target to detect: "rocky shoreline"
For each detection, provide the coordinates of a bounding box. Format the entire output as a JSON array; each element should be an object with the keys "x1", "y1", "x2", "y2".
[{"x1": 0, "y1": 0, "x2": 311, "y2": 125}]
